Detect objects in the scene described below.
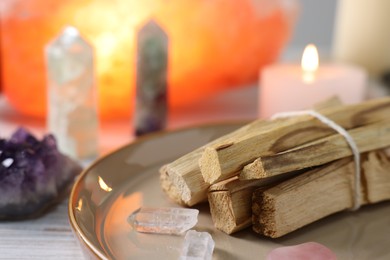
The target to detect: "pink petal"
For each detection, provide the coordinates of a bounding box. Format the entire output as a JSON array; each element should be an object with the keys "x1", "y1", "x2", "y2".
[{"x1": 266, "y1": 242, "x2": 337, "y2": 260}]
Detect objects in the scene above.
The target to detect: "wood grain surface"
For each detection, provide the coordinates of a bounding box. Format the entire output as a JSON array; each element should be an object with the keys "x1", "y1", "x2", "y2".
[{"x1": 0, "y1": 201, "x2": 85, "y2": 259}]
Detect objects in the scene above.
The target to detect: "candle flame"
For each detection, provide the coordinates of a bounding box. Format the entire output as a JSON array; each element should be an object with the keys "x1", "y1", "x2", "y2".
[
  {"x1": 301, "y1": 44, "x2": 319, "y2": 83},
  {"x1": 98, "y1": 176, "x2": 113, "y2": 192}
]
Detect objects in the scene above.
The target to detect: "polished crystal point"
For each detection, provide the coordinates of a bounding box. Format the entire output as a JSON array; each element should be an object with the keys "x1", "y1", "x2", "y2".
[
  {"x1": 128, "y1": 207, "x2": 199, "y2": 234},
  {"x1": 135, "y1": 19, "x2": 168, "y2": 136},
  {"x1": 45, "y1": 26, "x2": 98, "y2": 160},
  {"x1": 180, "y1": 230, "x2": 215, "y2": 260}
]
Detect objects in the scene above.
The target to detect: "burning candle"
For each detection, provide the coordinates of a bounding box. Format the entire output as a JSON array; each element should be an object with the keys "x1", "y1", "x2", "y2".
[{"x1": 259, "y1": 44, "x2": 367, "y2": 118}]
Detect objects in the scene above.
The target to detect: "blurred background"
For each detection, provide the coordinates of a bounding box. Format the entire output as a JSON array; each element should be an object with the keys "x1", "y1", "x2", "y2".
[
  {"x1": 285, "y1": 0, "x2": 337, "y2": 59},
  {"x1": 1, "y1": 1, "x2": 390, "y2": 258},
  {"x1": 0, "y1": 0, "x2": 389, "y2": 150}
]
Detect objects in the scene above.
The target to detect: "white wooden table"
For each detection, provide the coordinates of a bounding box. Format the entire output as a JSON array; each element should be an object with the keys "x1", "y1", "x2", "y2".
[
  {"x1": 0, "y1": 86, "x2": 258, "y2": 259},
  {"x1": 0, "y1": 201, "x2": 85, "y2": 259}
]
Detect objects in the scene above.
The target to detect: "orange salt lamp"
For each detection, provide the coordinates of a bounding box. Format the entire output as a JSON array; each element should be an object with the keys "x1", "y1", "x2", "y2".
[{"x1": 1, "y1": 0, "x2": 298, "y2": 119}]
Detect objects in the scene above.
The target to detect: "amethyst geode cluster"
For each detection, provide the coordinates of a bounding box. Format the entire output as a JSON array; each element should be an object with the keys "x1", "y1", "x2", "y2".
[{"x1": 0, "y1": 128, "x2": 82, "y2": 219}]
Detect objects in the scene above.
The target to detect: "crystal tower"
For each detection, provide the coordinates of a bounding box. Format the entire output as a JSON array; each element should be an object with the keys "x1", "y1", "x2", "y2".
[
  {"x1": 135, "y1": 20, "x2": 168, "y2": 136},
  {"x1": 45, "y1": 26, "x2": 98, "y2": 159}
]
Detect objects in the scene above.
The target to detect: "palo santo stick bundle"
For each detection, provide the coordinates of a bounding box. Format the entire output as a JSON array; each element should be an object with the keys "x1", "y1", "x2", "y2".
[
  {"x1": 241, "y1": 119, "x2": 390, "y2": 180},
  {"x1": 161, "y1": 97, "x2": 343, "y2": 206},
  {"x1": 252, "y1": 151, "x2": 390, "y2": 238},
  {"x1": 199, "y1": 97, "x2": 390, "y2": 185},
  {"x1": 159, "y1": 97, "x2": 390, "y2": 238}
]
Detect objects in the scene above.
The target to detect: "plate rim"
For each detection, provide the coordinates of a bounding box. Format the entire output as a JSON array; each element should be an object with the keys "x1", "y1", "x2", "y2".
[{"x1": 67, "y1": 121, "x2": 247, "y2": 259}]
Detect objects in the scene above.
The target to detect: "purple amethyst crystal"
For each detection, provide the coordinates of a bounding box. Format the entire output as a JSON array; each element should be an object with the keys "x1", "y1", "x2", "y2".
[{"x1": 0, "y1": 128, "x2": 82, "y2": 219}]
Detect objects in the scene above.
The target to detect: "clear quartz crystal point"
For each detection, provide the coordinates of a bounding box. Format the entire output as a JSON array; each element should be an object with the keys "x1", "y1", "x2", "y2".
[
  {"x1": 180, "y1": 230, "x2": 215, "y2": 260},
  {"x1": 127, "y1": 207, "x2": 199, "y2": 234},
  {"x1": 45, "y1": 26, "x2": 98, "y2": 160}
]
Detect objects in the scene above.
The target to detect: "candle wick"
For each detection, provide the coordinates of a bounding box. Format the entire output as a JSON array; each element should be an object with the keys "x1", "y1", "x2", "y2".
[{"x1": 303, "y1": 70, "x2": 316, "y2": 83}]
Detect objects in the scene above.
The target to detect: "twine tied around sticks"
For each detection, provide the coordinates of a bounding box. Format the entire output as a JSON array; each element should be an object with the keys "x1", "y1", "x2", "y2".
[{"x1": 272, "y1": 110, "x2": 361, "y2": 211}]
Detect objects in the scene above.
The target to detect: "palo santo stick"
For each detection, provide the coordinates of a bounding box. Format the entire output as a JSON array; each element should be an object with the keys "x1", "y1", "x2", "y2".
[
  {"x1": 208, "y1": 177, "x2": 254, "y2": 234},
  {"x1": 240, "y1": 119, "x2": 390, "y2": 180},
  {"x1": 208, "y1": 171, "x2": 301, "y2": 234},
  {"x1": 161, "y1": 120, "x2": 272, "y2": 206},
  {"x1": 199, "y1": 97, "x2": 390, "y2": 184},
  {"x1": 311, "y1": 95, "x2": 343, "y2": 111},
  {"x1": 159, "y1": 165, "x2": 186, "y2": 205},
  {"x1": 252, "y1": 151, "x2": 390, "y2": 238},
  {"x1": 362, "y1": 151, "x2": 390, "y2": 203}
]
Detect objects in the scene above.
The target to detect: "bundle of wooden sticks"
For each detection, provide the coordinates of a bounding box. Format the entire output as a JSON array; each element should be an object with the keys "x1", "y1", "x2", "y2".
[{"x1": 160, "y1": 97, "x2": 390, "y2": 238}]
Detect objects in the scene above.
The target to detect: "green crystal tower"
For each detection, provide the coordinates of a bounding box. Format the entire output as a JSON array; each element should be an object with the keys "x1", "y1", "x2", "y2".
[
  {"x1": 45, "y1": 26, "x2": 98, "y2": 160},
  {"x1": 135, "y1": 20, "x2": 168, "y2": 136}
]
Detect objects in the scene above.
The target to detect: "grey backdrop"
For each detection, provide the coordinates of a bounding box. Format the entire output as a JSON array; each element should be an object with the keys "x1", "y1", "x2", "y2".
[{"x1": 286, "y1": 0, "x2": 337, "y2": 58}]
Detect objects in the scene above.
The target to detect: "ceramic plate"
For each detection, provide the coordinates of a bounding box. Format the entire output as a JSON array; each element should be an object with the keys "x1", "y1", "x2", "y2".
[{"x1": 69, "y1": 122, "x2": 390, "y2": 260}]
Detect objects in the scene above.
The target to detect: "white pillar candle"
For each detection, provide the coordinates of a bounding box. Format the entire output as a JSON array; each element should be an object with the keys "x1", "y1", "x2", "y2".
[
  {"x1": 259, "y1": 44, "x2": 367, "y2": 119},
  {"x1": 333, "y1": 0, "x2": 390, "y2": 76}
]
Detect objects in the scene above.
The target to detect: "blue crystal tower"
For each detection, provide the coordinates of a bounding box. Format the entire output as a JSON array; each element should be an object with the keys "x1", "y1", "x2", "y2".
[{"x1": 45, "y1": 26, "x2": 98, "y2": 160}]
